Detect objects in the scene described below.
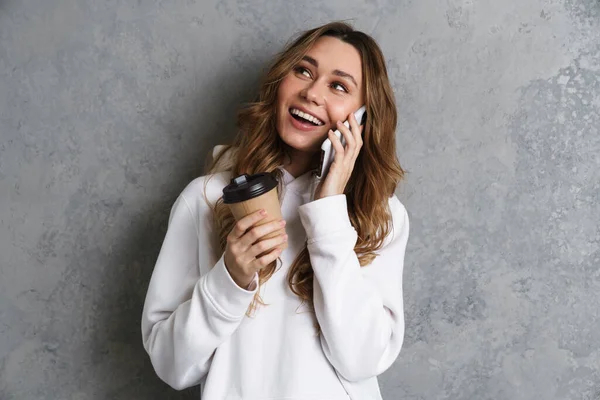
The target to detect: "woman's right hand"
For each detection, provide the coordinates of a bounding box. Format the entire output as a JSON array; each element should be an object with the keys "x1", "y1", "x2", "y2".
[{"x1": 224, "y1": 209, "x2": 287, "y2": 289}]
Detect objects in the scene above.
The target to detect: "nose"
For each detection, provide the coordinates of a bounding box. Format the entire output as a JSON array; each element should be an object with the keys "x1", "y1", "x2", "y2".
[{"x1": 301, "y1": 80, "x2": 325, "y2": 106}]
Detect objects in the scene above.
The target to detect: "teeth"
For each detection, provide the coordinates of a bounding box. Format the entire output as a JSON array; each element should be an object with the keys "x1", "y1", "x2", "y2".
[{"x1": 290, "y1": 108, "x2": 323, "y2": 125}]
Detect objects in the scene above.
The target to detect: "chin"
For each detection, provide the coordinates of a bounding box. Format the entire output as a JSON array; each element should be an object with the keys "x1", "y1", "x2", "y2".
[{"x1": 280, "y1": 131, "x2": 322, "y2": 154}]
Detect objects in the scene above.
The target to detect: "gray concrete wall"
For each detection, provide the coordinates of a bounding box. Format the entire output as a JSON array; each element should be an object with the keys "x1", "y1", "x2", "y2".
[{"x1": 1, "y1": 0, "x2": 598, "y2": 399}]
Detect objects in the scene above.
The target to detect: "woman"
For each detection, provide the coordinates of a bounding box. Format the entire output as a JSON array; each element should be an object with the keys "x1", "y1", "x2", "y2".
[{"x1": 141, "y1": 21, "x2": 410, "y2": 400}]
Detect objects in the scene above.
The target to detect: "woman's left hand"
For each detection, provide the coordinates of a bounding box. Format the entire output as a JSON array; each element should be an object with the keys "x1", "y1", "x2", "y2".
[{"x1": 314, "y1": 111, "x2": 364, "y2": 201}]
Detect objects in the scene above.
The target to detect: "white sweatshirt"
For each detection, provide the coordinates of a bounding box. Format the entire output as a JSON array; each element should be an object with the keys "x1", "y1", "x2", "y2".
[{"x1": 141, "y1": 149, "x2": 410, "y2": 400}]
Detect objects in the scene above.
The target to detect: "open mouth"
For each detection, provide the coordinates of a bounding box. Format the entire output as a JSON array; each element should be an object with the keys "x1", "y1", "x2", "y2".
[{"x1": 289, "y1": 108, "x2": 324, "y2": 126}]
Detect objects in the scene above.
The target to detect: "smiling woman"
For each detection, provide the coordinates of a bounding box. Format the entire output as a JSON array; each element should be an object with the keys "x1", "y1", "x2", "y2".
[
  {"x1": 276, "y1": 36, "x2": 364, "y2": 172},
  {"x1": 277, "y1": 37, "x2": 368, "y2": 196},
  {"x1": 141, "y1": 21, "x2": 409, "y2": 400}
]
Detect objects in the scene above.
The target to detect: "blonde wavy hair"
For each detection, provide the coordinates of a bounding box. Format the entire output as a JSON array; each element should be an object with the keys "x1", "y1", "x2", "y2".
[{"x1": 204, "y1": 21, "x2": 404, "y2": 323}]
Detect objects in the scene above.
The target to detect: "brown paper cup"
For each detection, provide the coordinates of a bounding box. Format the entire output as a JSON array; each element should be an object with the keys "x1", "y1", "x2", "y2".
[{"x1": 227, "y1": 186, "x2": 287, "y2": 252}]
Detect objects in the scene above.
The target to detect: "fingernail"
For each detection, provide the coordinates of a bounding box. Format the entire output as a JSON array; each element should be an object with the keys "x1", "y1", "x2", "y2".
[
  {"x1": 283, "y1": 234, "x2": 288, "y2": 241},
  {"x1": 260, "y1": 209, "x2": 267, "y2": 215},
  {"x1": 280, "y1": 220, "x2": 286, "y2": 226}
]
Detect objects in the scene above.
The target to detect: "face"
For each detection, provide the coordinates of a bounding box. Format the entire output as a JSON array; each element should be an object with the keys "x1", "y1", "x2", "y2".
[{"x1": 275, "y1": 36, "x2": 365, "y2": 155}]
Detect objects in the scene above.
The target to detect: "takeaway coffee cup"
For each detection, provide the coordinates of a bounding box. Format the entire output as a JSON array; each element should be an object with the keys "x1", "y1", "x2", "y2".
[{"x1": 222, "y1": 173, "x2": 287, "y2": 251}]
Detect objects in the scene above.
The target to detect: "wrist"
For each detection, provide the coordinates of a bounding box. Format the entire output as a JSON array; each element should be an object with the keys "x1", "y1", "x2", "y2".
[
  {"x1": 234, "y1": 274, "x2": 255, "y2": 289},
  {"x1": 225, "y1": 264, "x2": 255, "y2": 289}
]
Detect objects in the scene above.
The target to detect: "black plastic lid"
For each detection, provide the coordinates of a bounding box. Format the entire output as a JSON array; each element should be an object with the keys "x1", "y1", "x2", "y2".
[{"x1": 222, "y1": 173, "x2": 279, "y2": 204}]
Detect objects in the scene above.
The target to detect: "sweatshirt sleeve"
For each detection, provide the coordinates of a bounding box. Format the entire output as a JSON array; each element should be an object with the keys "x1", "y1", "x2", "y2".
[
  {"x1": 298, "y1": 194, "x2": 409, "y2": 382},
  {"x1": 141, "y1": 183, "x2": 258, "y2": 390}
]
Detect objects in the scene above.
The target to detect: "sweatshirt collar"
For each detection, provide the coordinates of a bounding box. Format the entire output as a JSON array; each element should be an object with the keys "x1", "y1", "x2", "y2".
[{"x1": 278, "y1": 166, "x2": 317, "y2": 198}]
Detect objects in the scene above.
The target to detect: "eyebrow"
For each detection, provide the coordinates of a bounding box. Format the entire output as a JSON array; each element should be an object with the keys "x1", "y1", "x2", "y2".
[{"x1": 301, "y1": 55, "x2": 359, "y2": 88}]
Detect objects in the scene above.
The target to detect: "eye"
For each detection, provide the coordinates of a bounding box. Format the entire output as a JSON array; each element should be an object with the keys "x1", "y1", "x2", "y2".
[
  {"x1": 294, "y1": 66, "x2": 312, "y2": 78},
  {"x1": 331, "y1": 82, "x2": 348, "y2": 93}
]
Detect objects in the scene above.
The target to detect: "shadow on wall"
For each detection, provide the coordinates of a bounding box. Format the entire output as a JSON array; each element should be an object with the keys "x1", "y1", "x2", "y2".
[{"x1": 92, "y1": 57, "x2": 266, "y2": 399}]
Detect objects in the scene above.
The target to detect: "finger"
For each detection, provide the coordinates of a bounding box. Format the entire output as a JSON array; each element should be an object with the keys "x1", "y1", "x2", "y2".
[
  {"x1": 328, "y1": 129, "x2": 345, "y2": 164},
  {"x1": 336, "y1": 120, "x2": 356, "y2": 154},
  {"x1": 348, "y1": 112, "x2": 360, "y2": 136},
  {"x1": 231, "y1": 209, "x2": 268, "y2": 239},
  {"x1": 348, "y1": 113, "x2": 363, "y2": 153},
  {"x1": 240, "y1": 218, "x2": 286, "y2": 247},
  {"x1": 249, "y1": 233, "x2": 288, "y2": 258},
  {"x1": 252, "y1": 246, "x2": 283, "y2": 269}
]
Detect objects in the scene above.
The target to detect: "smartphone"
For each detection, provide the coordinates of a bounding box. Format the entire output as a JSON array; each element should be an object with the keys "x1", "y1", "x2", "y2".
[{"x1": 316, "y1": 105, "x2": 367, "y2": 179}]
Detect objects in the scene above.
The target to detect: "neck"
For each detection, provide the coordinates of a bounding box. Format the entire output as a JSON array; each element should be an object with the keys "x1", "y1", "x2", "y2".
[{"x1": 282, "y1": 146, "x2": 320, "y2": 178}]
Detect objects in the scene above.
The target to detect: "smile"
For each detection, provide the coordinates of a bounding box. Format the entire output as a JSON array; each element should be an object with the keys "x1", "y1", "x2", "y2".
[{"x1": 289, "y1": 108, "x2": 324, "y2": 126}]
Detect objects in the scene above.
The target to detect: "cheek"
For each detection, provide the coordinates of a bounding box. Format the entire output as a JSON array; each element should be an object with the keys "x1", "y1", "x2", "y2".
[
  {"x1": 276, "y1": 80, "x2": 294, "y2": 119},
  {"x1": 328, "y1": 99, "x2": 363, "y2": 125},
  {"x1": 328, "y1": 104, "x2": 351, "y2": 125},
  {"x1": 277, "y1": 75, "x2": 297, "y2": 102}
]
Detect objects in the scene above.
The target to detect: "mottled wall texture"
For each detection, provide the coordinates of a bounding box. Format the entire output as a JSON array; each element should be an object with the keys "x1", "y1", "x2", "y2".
[{"x1": 1, "y1": 0, "x2": 598, "y2": 399}]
